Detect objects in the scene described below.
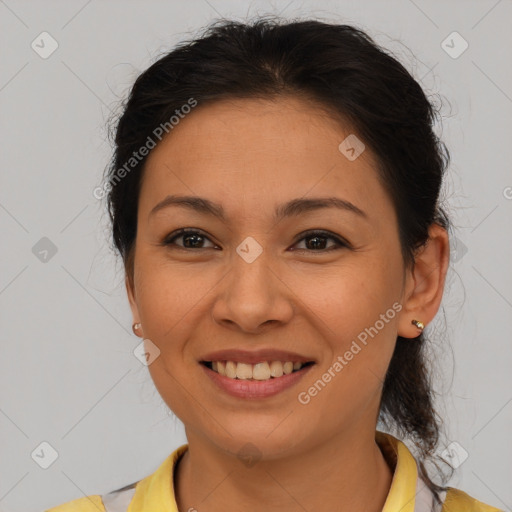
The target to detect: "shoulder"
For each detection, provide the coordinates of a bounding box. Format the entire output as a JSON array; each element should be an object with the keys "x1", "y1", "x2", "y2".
[
  {"x1": 44, "y1": 494, "x2": 105, "y2": 512},
  {"x1": 443, "y1": 487, "x2": 503, "y2": 512},
  {"x1": 44, "y1": 444, "x2": 188, "y2": 512}
]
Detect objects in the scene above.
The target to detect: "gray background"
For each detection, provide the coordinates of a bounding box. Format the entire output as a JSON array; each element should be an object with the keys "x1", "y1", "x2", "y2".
[{"x1": 1, "y1": 1, "x2": 511, "y2": 511}]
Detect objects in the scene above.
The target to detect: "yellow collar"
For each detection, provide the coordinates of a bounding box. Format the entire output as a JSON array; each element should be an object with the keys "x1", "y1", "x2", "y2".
[
  {"x1": 376, "y1": 431, "x2": 421, "y2": 512},
  {"x1": 127, "y1": 431, "x2": 427, "y2": 511}
]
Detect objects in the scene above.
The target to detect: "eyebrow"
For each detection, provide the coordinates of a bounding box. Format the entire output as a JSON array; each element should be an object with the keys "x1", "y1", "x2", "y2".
[{"x1": 149, "y1": 195, "x2": 368, "y2": 222}]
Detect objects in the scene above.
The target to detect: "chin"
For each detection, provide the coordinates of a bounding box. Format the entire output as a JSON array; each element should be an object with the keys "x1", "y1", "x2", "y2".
[{"x1": 202, "y1": 421, "x2": 309, "y2": 462}]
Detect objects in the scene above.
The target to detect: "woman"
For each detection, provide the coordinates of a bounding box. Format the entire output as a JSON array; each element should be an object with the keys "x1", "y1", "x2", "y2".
[{"x1": 47, "y1": 17, "x2": 502, "y2": 512}]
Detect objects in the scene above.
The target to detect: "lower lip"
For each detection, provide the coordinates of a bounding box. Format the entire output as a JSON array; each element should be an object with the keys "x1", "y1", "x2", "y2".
[{"x1": 201, "y1": 363, "x2": 314, "y2": 399}]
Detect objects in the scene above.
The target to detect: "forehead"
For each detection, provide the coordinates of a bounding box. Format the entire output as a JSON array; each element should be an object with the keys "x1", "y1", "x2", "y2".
[{"x1": 139, "y1": 96, "x2": 393, "y2": 226}]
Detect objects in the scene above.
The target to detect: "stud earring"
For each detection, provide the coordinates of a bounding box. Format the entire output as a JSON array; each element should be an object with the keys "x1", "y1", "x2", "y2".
[
  {"x1": 411, "y1": 319, "x2": 425, "y2": 332},
  {"x1": 132, "y1": 323, "x2": 142, "y2": 336}
]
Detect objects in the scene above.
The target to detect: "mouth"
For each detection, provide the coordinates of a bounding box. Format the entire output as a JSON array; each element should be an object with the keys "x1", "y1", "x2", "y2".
[
  {"x1": 198, "y1": 349, "x2": 316, "y2": 399},
  {"x1": 201, "y1": 360, "x2": 315, "y2": 381},
  {"x1": 200, "y1": 357, "x2": 316, "y2": 399}
]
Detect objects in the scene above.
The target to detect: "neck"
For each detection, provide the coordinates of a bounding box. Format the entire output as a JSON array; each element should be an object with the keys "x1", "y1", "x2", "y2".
[{"x1": 174, "y1": 426, "x2": 393, "y2": 512}]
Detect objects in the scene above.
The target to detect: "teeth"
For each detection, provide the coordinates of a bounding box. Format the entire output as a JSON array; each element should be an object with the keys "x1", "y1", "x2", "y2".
[
  {"x1": 283, "y1": 362, "x2": 293, "y2": 375},
  {"x1": 225, "y1": 361, "x2": 237, "y2": 379},
  {"x1": 269, "y1": 361, "x2": 283, "y2": 377},
  {"x1": 253, "y1": 362, "x2": 271, "y2": 380},
  {"x1": 236, "y1": 362, "x2": 253, "y2": 379},
  {"x1": 208, "y1": 360, "x2": 307, "y2": 380}
]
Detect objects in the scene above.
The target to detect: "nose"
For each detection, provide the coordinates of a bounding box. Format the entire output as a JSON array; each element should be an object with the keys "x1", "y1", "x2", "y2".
[{"x1": 211, "y1": 251, "x2": 295, "y2": 334}]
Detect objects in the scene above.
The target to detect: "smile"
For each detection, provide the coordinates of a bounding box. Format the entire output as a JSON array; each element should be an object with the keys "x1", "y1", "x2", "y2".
[
  {"x1": 200, "y1": 359, "x2": 315, "y2": 399},
  {"x1": 202, "y1": 360, "x2": 314, "y2": 381}
]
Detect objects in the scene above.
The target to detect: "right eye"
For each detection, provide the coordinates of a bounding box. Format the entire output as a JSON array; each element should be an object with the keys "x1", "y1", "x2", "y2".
[{"x1": 163, "y1": 228, "x2": 218, "y2": 250}]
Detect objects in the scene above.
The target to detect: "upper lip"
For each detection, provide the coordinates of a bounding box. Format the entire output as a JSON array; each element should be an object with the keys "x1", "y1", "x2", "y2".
[{"x1": 200, "y1": 349, "x2": 316, "y2": 365}]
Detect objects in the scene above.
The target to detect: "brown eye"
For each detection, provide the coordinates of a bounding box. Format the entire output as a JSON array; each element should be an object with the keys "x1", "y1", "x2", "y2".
[
  {"x1": 163, "y1": 229, "x2": 217, "y2": 250},
  {"x1": 291, "y1": 230, "x2": 348, "y2": 253}
]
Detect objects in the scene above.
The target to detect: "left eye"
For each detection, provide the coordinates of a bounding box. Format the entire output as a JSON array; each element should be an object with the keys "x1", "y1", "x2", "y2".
[
  {"x1": 291, "y1": 230, "x2": 348, "y2": 252},
  {"x1": 163, "y1": 229, "x2": 348, "y2": 252}
]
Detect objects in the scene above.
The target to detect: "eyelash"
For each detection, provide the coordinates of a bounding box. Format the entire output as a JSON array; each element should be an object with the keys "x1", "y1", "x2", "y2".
[{"x1": 162, "y1": 228, "x2": 349, "y2": 253}]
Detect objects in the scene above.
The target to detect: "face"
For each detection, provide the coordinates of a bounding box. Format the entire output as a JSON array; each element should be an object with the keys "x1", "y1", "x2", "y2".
[{"x1": 127, "y1": 96, "x2": 411, "y2": 459}]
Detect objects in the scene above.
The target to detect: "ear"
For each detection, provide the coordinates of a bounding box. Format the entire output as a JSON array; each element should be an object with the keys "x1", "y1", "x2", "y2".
[
  {"x1": 398, "y1": 223, "x2": 450, "y2": 338},
  {"x1": 126, "y1": 273, "x2": 141, "y2": 326}
]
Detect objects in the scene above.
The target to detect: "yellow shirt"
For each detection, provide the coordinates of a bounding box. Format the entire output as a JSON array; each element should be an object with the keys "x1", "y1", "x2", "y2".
[{"x1": 46, "y1": 432, "x2": 502, "y2": 512}]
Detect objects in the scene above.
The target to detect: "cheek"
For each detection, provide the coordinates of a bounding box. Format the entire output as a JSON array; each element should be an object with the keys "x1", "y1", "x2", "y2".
[
  {"x1": 135, "y1": 265, "x2": 201, "y2": 413},
  {"x1": 296, "y1": 256, "x2": 401, "y2": 397},
  {"x1": 296, "y1": 297, "x2": 399, "y2": 430},
  {"x1": 301, "y1": 257, "x2": 402, "y2": 336},
  {"x1": 134, "y1": 258, "x2": 218, "y2": 343}
]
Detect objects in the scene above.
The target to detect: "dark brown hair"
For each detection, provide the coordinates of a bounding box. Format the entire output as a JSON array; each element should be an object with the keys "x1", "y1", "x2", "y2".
[{"x1": 104, "y1": 16, "x2": 453, "y2": 503}]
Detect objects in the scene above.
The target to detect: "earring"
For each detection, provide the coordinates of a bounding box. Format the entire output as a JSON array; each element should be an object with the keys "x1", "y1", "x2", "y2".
[
  {"x1": 132, "y1": 323, "x2": 142, "y2": 336},
  {"x1": 411, "y1": 319, "x2": 425, "y2": 332}
]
